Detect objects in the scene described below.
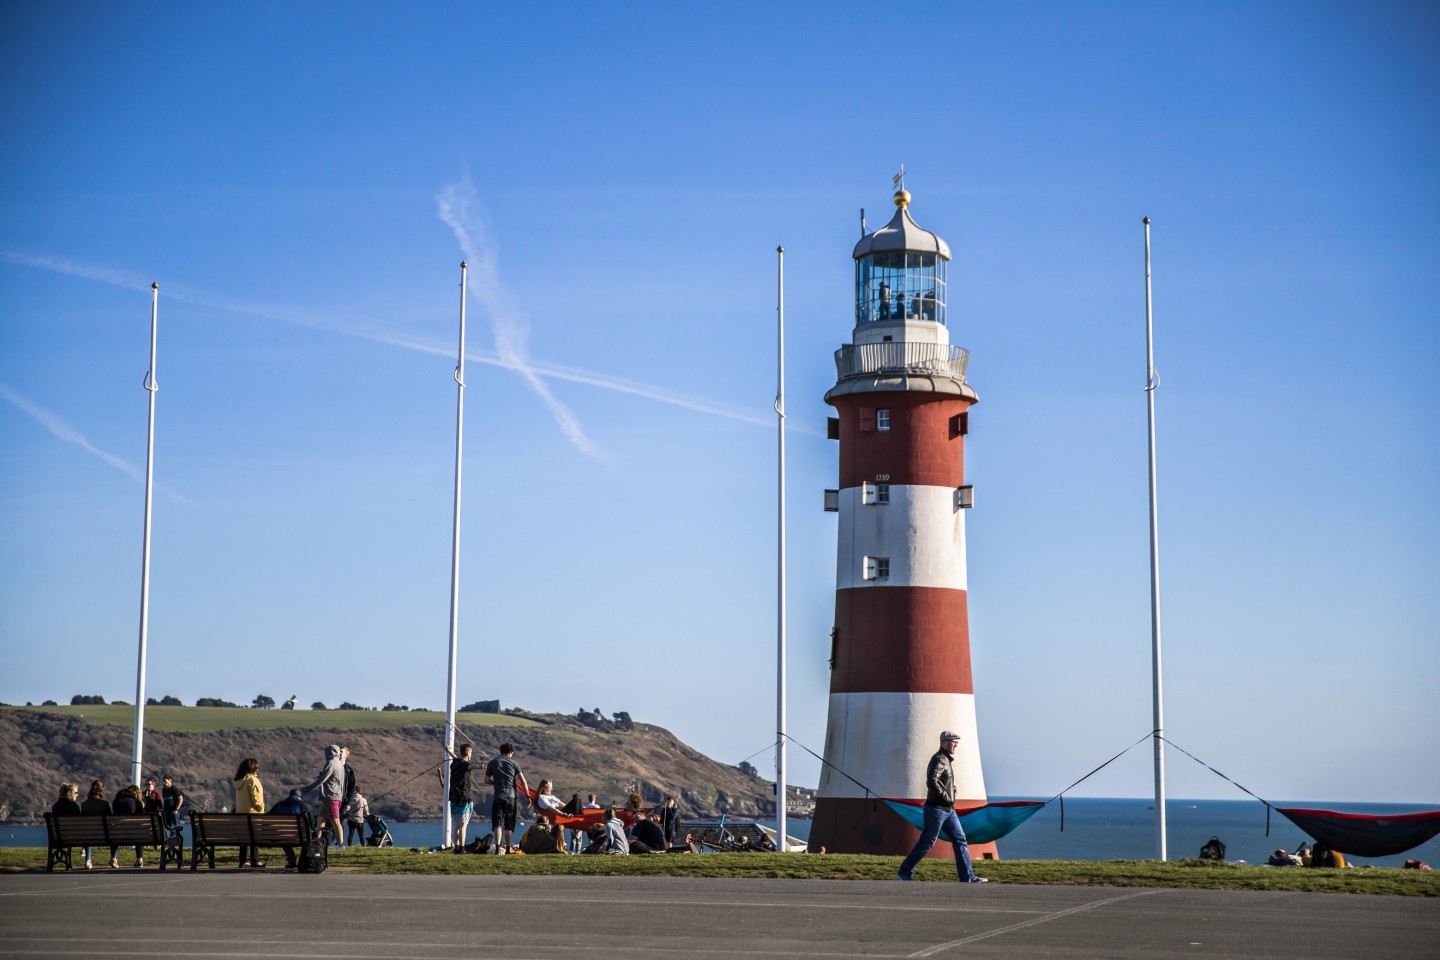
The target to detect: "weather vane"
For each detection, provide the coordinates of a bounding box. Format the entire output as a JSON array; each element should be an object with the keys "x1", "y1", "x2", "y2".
[{"x1": 893, "y1": 163, "x2": 907, "y2": 192}]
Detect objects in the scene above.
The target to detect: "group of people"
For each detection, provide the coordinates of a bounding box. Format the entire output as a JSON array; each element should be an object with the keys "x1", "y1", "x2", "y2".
[
  {"x1": 231, "y1": 743, "x2": 373, "y2": 868},
  {"x1": 446, "y1": 741, "x2": 687, "y2": 856},
  {"x1": 50, "y1": 774, "x2": 184, "y2": 869},
  {"x1": 1267, "y1": 841, "x2": 1346, "y2": 868},
  {"x1": 50, "y1": 743, "x2": 375, "y2": 871}
]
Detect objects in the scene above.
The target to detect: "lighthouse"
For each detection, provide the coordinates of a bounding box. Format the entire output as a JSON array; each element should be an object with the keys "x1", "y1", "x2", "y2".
[{"x1": 808, "y1": 183, "x2": 994, "y2": 858}]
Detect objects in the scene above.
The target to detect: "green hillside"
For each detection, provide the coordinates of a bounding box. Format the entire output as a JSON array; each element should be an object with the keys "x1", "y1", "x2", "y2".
[{"x1": 7, "y1": 704, "x2": 540, "y2": 733}]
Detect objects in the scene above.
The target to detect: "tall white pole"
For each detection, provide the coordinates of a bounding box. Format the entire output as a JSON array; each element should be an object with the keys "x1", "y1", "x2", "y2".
[
  {"x1": 774, "y1": 245, "x2": 788, "y2": 851},
  {"x1": 1143, "y1": 217, "x2": 1167, "y2": 861},
  {"x1": 442, "y1": 261, "x2": 467, "y2": 846},
  {"x1": 131, "y1": 282, "x2": 159, "y2": 789}
]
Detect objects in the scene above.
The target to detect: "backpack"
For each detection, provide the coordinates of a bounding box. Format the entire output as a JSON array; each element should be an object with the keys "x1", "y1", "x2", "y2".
[
  {"x1": 1310, "y1": 841, "x2": 1337, "y2": 868},
  {"x1": 460, "y1": 833, "x2": 492, "y2": 855},
  {"x1": 1198, "y1": 836, "x2": 1226, "y2": 861},
  {"x1": 562, "y1": 794, "x2": 583, "y2": 817},
  {"x1": 520, "y1": 821, "x2": 564, "y2": 855},
  {"x1": 298, "y1": 835, "x2": 328, "y2": 874}
]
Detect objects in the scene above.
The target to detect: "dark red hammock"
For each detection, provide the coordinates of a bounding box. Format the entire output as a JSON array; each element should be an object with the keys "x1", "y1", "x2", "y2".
[{"x1": 1276, "y1": 807, "x2": 1440, "y2": 858}]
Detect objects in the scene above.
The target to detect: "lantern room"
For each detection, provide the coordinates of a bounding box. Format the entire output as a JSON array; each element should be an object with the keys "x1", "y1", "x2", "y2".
[{"x1": 853, "y1": 189, "x2": 952, "y2": 329}]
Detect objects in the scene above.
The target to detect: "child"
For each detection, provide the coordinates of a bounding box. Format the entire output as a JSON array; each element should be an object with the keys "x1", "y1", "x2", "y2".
[{"x1": 344, "y1": 792, "x2": 370, "y2": 847}]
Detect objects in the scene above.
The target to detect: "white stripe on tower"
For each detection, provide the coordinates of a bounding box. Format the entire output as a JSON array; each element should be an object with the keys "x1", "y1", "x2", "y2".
[
  {"x1": 834, "y1": 484, "x2": 967, "y2": 591},
  {"x1": 817, "y1": 692, "x2": 986, "y2": 800}
]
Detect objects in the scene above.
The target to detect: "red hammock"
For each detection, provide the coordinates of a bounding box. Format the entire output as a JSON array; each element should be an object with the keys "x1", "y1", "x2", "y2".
[{"x1": 1276, "y1": 807, "x2": 1440, "y2": 858}]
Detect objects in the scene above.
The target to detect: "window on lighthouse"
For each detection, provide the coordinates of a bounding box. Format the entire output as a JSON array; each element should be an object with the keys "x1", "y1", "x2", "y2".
[
  {"x1": 876, "y1": 409, "x2": 891, "y2": 431},
  {"x1": 863, "y1": 482, "x2": 890, "y2": 505},
  {"x1": 864, "y1": 556, "x2": 890, "y2": 580}
]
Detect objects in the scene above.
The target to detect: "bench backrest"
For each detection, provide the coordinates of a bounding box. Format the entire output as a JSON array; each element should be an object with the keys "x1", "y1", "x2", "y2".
[
  {"x1": 190, "y1": 812, "x2": 310, "y2": 845},
  {"x1": 46, "y1": 813, "x2": 165, "y2": 847}
]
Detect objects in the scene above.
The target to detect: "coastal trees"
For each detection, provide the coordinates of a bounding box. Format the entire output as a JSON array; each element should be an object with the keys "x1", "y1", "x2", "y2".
[
  {"x1": 70, "y1": 694, "x2": 106, "y2": 705},
  {"x1": 252, "y1": 694, "x2": 276, "y2": 709}
]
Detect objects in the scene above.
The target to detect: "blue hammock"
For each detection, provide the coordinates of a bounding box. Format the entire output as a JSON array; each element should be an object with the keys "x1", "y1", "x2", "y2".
[{"x1": 882, "y1": 798, "x2": 1046, "y2": 845}]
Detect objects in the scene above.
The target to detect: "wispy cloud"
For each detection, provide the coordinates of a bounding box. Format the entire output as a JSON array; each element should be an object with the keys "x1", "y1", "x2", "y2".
[
  {"x1": 0, "y1": 384, "x2": 194, "y2": 505},
  {"x1": 436, "y1": 176, "x2": 603, "y2": 459},
  {"x1": 0, "y1": 247, "x2": 775, "y2": 430}
]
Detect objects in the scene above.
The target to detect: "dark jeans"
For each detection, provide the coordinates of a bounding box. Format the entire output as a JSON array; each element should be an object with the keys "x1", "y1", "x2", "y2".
[
  {"x1": 346, "y1": 821, "x2": 365, "y2": 845},
  {"x1": 897, "y1": 804, "x2": 976, "y2": 881}
]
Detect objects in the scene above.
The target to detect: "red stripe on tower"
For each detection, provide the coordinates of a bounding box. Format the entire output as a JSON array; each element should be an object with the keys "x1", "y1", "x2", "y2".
[{"x1": 810, "y1": 185, "x2": 995, "y2": 859}]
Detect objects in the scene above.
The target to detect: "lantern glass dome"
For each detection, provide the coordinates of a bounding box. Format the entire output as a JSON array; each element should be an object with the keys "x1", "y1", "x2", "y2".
[{"x1": 855, "y1": 252, "x2": 946, "y2": 326}]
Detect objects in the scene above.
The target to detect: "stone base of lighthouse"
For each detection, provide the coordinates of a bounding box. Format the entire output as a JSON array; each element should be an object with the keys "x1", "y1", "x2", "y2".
[{"x1": 806, "y1": 690, "x2": 996, "y2": 858}]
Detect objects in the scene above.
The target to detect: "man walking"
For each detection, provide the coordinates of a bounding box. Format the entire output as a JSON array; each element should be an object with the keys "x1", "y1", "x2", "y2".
[
  {"x1": 896, "y1": 731, "x2": 988, "y2": 883},
  {"x1": 484, "y1": 742, "x2": 529, "y2": 854}
]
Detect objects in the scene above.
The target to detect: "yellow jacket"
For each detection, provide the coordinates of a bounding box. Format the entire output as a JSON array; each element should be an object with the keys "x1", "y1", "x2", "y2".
[{"x1": 235, "y1": 773, "x2": 264, "y2": 814}]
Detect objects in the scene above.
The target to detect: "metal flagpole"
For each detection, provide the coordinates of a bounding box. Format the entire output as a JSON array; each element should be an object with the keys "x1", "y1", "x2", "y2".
[
  {"x1": 442, "y1": 261, "x2": 467, "y2": 847},
  {"x1": 1143, "y1": 217, "x2": 1167, "y2": 861},
  {"x1": 774, "y1": 245, "x2": 788, "y2": 851},
  {"x1": 131, "y1": 282, "x2": 159, "y2": 788}
]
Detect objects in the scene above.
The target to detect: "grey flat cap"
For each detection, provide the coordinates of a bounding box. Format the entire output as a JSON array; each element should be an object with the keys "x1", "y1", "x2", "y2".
[{"x1": 940, "y1": 731, "x2": 961, "y2": 742}]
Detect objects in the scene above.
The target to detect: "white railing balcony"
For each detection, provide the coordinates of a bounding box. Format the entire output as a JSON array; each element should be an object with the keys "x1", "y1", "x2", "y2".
[{"x1": 834, "y1": 342, "x2": 970, "y2": 382}]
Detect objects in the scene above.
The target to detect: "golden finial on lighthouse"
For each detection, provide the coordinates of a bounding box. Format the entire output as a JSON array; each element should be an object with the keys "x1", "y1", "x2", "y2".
[{"x1": 892, "y1": 164, "x2": 910, "y2": 207}]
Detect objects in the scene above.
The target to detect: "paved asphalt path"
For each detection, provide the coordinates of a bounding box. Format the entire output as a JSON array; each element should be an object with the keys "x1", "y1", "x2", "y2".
[{"x1": 1, "y1": 872, "x2": 1435, "y2": 959}]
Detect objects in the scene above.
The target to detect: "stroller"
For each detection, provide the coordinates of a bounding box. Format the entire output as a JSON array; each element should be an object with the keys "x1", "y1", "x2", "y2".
[{"x1": 364, "y1": 813, "x2": 394, "y2": 847}]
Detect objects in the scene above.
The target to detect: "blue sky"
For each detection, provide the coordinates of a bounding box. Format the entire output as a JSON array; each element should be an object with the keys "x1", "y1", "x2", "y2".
[{"x1": 2, "y1": 1, "x2": 1436, "y2": 807}]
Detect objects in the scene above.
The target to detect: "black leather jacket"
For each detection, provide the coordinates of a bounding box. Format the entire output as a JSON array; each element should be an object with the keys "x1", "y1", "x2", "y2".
[{"x1": 923, "y1": 750, "x2": 956, "y2": 808}]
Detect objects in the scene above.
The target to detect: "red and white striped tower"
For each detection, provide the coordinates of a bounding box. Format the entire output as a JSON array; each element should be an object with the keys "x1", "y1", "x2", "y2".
[{"x1": 808, "y1": 184, "x2": 995, "y2": 859}]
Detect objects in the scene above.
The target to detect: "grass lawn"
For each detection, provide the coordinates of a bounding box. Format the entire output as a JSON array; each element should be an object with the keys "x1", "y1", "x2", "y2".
[
  {"x1": 2, "y1": 846, "x2": 1434, "y2": 895},
  {"x1": 3, "y1": 705, "x2": 541, "y2": 733}
]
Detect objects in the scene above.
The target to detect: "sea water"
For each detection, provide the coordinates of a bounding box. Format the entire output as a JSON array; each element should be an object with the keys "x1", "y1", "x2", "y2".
[
  {"x1": 758, "y1": 797, "x2": 1440, "y2": 868},
  {"x1": 8, "y1": 798, "x2": 1436, "y2": 868}
]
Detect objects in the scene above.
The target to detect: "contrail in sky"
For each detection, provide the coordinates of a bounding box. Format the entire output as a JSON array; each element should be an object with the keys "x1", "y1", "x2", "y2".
[
  {"x1": 0, "y1": 250, "x2": 772, "y2": 430},
  {"x1": 436, "y1": 177, "x2": 603, "y2": 460},
  {"x1": 0, "y1": 384, "x2": 194, "y2": 505}
]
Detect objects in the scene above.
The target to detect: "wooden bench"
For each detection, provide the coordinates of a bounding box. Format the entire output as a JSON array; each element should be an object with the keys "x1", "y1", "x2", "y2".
[
  {"x1": 45, "y1": 812, "x2": 181, "y2": 871},
  {"x1": 188, "y1": 811, "x2": 311, "y2": 870}
]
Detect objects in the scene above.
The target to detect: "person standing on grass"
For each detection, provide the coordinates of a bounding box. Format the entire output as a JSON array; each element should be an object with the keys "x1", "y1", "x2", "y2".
[
  {"x1": 660, "y1": 796, "x2": 681, "y2": 847},
  {"x1": 161, "y1": 774, "x2": 185, "y2": 832},
  {"x1": 341, "y1": 745, "x2": 359, "y2": 808},
  {"x1": 344, "y1": 791, "x2": 370, "y2": 847},
  {"x1": 233, "y1": 758, "x2": 265, "y2": 868},
  {"x1": 301, "y1": 744, "x2": 347, "y2": 849},
  {"x1": 896, "y1": 731, "x2": 987, "y2": 884},
  {"x1": 484, "y1": 742, "x2": 529, "y2": 854},
  {"x1": 446, "y1": 743, "x2": 476, "y2": 849},
  {"x1": 142, "y1": 776, "x2": 162, "y2": 814}
]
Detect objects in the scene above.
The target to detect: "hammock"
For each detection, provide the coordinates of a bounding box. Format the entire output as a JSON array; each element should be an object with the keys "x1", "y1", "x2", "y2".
[
  {"x1": 881, "y1": 798, "x2": 1046, "y2": 845},
  {"x1": 1276, "y1": 807, "x2": 1440, "y2": 858},
  {"x1": 521, "y1": 787, "x2": 650, "y2": 830}
]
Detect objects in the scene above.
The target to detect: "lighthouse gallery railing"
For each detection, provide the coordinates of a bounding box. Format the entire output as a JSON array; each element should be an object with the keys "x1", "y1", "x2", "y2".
[{"x1": 833, "y1": 342, "x2": 970, "y2": 382}]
